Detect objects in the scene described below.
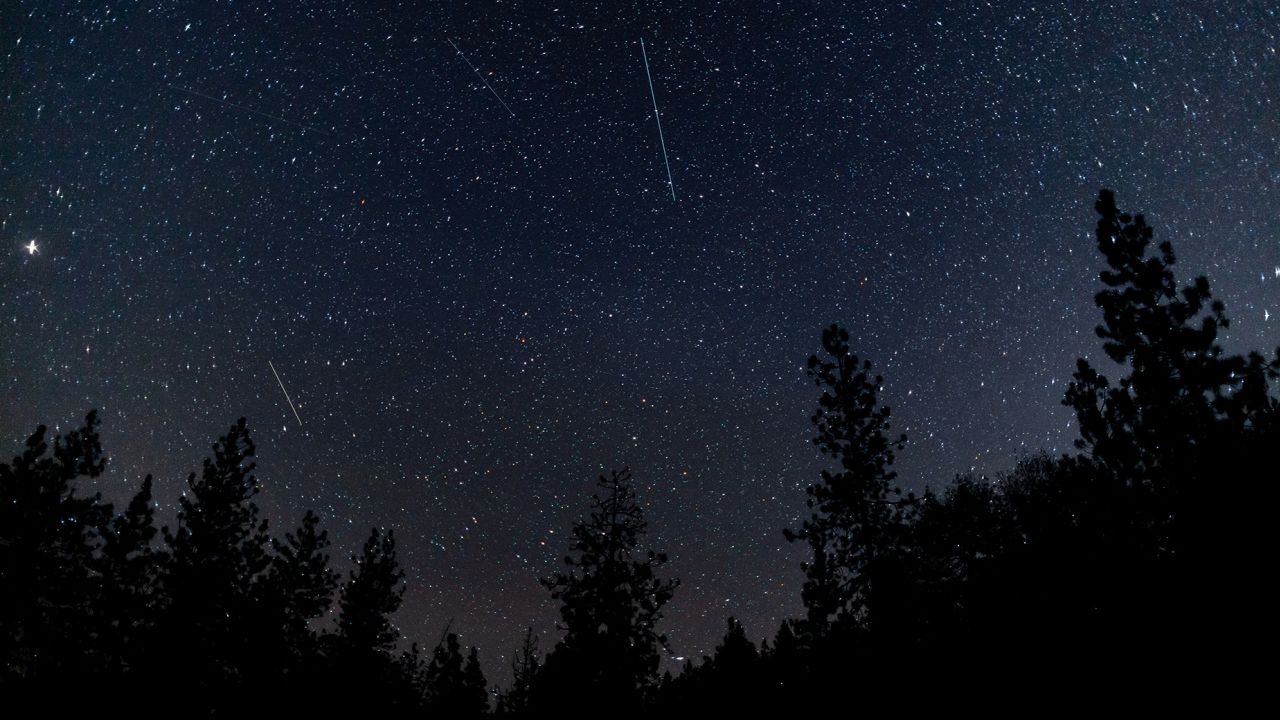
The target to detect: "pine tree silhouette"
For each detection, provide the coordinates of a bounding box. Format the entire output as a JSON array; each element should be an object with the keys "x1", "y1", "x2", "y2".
[
  {"x1": 8, "y1": 187, "x2": 1280, "y2": 710},
  {"x1": 98, "y1": 474, "x2": 161, "y2": 679},
  {"x1": 334, "y1": 527, "x2": 405, "y2": 654},
  {"x1": 535, "y1": 468, "x2": 678, "y2": 712},
  {"x1": 785, "y1": 324, "x2": 910, "y2": 638},
  {"x1": 1061, "y1": 189, "x2": 1280, "y2": 677},
  {"x1": 0, "y1": 414, "x2": 432, "y2": 710},
  {"x1": 155, "y1": 417, "x2": 273, "y2": 707},
  {"x1": 257, "y1": 509, "x2": 339, "y2": 698},
  {"x1": 324, "y1": 526, "x2": 409, "y2": 711},
  {"x1": 754, "y1": 620, "x2": 805, "y2": 709},
  {"x1": 711, "y1": 616, "x2": 757, "y2": 675},
  {"x1": 0, "y1": 412, "x2": 112, "y2": 686},
  {"x1": 496, "y1": 627, "x2": 540, "y2": 716},
  {"x1": 268, "y1": 511, "x2": 338, "y2": 651},
  {"x1": 422, "y1": 632, "x2": 489, "y2": 716},
  {"x1": 1065, "y1": 190, "x2": 1238, "y2": 494}
]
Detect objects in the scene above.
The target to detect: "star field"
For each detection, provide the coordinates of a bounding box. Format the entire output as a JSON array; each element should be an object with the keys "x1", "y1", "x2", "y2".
[{"x1": 4, "y1": 1, "x2": 1279, "y2": 679}]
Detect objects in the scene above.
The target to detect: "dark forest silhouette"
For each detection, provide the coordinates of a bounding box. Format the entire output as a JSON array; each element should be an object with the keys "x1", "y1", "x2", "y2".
[{"x1": 3, "y1": 190, "x2": 1276, "y2": 712}]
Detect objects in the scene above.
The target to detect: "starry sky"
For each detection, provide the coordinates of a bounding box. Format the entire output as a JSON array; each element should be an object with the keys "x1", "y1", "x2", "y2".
[{"x1": 4, "y1": 1, "x2": 1279, "y2": 680}]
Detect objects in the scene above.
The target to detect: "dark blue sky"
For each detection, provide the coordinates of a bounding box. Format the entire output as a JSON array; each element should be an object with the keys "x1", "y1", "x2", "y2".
[{"x1": 4, "y1": 1, "x2": 1278, "y2": 679}]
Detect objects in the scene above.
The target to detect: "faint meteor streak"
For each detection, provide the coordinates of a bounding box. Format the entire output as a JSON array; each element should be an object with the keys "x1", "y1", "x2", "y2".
[
  {"x1": 268, "y1": 360, "x2": 304, "y2": 427},
  {"x1": 446, "y1": 39, "x2": 515, "y2": 117},
  {"x1": 640, "y1": 38, "x2": 676, "y2": 201},
  {"x1": 167, "y1": 84, "x2": 334, "y2": 136}
]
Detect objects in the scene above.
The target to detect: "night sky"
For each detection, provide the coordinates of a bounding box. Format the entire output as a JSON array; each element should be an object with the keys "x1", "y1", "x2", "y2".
[{"x1": 4, "y1": 1, "x2": 1279, "y2": 679}]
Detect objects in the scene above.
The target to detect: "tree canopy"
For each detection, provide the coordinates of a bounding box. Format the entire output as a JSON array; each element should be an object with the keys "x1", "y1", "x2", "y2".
[{"x1": 536, "y1": 468, "x2": 678, "y2": 712}]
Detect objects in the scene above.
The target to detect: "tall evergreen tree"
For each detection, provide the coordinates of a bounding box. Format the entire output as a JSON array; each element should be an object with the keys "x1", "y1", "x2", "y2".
[
  {"x1": 785, "y1": 325, "x2": 909, "y2": 637},
  {"x1": 1064, "y1": 189, "x2": 1239, "y2": 493},
  {"x1": 267, "y1": 511, "x2": 338, "y2": 661},
  {"x1": 496, "y1": 627, "x2": 541, "y2": 716},
  {"x1": 325, "y1": 527, "x2": 408, "y2": 712},
  {"x1": 536, "y1": 468, "x2": 678, "y2": 711},
  {"x1": 1063, "y1": 189, "x2": 1280, "y2": 668},
  {"x1": 334, "y1": 527, "x2": 405, "y2": 655},
  {"x1": 97, "y1": 474, "x2": 161, "y2": 676},
  {"x1": 423, "y1": 632, "x2": 489, "y2": 716},
  {"x1": 711, "y1": 616, "x2": 758, "y2": 675},
  {"x1": 0, "y1": 412, "x2": 112, "y2": 683},
  {"x1": 159, "y1": 417, "x2": 272, "y2": 699},
  {"x1": 246, "y1": 509, "x2": 340, "y2": 699}
]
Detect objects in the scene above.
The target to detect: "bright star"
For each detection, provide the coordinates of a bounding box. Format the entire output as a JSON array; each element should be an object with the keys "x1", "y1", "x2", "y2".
[{"x1": 23, "y1": 240, "x2": 38, "y2": 255}]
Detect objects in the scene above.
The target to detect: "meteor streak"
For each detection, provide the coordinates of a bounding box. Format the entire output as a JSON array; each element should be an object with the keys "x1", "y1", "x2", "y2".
[
  {"x1": 447, "y1": 39, "x2": 516, "y2": 117},
  {"x1": 640, "y1": 38, "x2": 676, "y2": 202},
  {"x1": 269, "y1": 360, "x2": 304, "y2": 427}
]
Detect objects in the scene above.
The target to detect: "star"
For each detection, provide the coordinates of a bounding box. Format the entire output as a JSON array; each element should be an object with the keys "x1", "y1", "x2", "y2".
[{"x1": 23, "y1": 240, "x2": 38, "y2": 255}]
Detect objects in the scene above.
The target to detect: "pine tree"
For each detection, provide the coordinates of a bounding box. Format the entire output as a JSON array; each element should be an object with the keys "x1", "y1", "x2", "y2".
[
  {"x1": 267, "y1": 510, "x2": 338, "y2": 659},
  {"x1": 98, "y1": 475, "x2": 161, "y2": 676},
  {"x1": 711, "y1": 617, "x2": 757, "y2": 674},
  {"x1": 248, "y1": 509, "x2": 339, "y2": 698},
  {"x1": 397, "y1": 641, "x2": 430, "y2": 708},
  {"x1": 423, "y1": 632, "x2": 488, "y2": 716},
  {"x1": 1064, "y1": 189, "x2": 1240, "y2": 493},
  {"x1": 757, "y1": 620, "x2": 804, "y2": 702},
  {"x1": 1063, "y1": 189, "x2": 1280, "y2": 670},
  {"x1": 463, "y1": 647, "x2": 489, "y2": 715},
  {"x1": 334, "y1": 527, "x2": 405, "y2": 655},
  {"x1": 536, "y1": 468, "x2": 678, "y2": 711},
  {"x1": 496, "y1": 627, "x2": 541, "y2": 716},
  {"x1": 785, "y1": 325, "x2": 909, "y2": 637},
  {"x1": 159, "y1": 417, "x2": 272, "y2": 699},
  {"x1": 323, "y1": 527, "x2": 408, "y2": 712},
  {"x1": 0, "y1": 412, "x2": 112, "y2": 683}
]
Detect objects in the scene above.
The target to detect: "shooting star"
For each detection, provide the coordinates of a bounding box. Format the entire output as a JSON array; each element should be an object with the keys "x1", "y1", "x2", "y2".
[
  {"x1": 268, "y1": 360, "x2": 304, "y2": 427},
  {"x1": 446, "y1": 39, "x2": 515, "y2": 117},
  {"x1": 167, "y1": 84, "x2": 334, "y2": 136},
  {"x1": 640, "y1": 37, "x2": 676, "y2": 202}
]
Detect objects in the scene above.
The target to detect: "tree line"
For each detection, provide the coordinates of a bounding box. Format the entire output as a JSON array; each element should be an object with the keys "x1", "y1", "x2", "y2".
[{"x1": 3, "y1": 190, "x2": 1275, "y2": 712}]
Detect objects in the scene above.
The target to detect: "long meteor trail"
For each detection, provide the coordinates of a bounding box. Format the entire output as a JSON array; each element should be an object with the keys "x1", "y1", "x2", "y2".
[
  {"x1": 268, "y1": 360, "x2": 304, "y2": 427},
  {"x1": 640, "y1": 38, "x2": 676, "y2": 202},
  {"x1": 167, "y1": 84, "x2": 333, "y2": 136},
  {"x1": 447, "y1": 39, "x2": 515, "y2": 117}
]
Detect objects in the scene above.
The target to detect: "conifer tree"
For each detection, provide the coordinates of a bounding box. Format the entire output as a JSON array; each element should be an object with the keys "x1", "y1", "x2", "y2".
[
  {"x1": 666, "y1": 617, "x2": 761, "y2": 712},
  {"x1": 785, "y1": 325, "x2": 909, "y2": 636},
  {"x1": 1064, "y1": 189, "x2": 1239, "y2": 490},
  {"x1": 423, "y1": 632, "x2": 489, "y2": 716},
  {"x1": 536, "y1": 468, "x2": 678, "y2": 710},
  {"x1": 324, "y1": 527, "x2": 408, "y2": 712},
  {"x1": 463, "y1": 647, "x2": 489, "y2": 714},
  {"x1": 98, "y1": 475, "x2": 161, "y2": 675},
  {"x1": 397, "y1": 641, "x2": 430, "y2": 708},
  {"x1": 0, "y1": 412, "x2": 112, "y2": 682},
  {"x1": 757, "y1": 620, "x2": 804, "y2": 701},
  {"x1": 1063, "y1": 189, "x2": 1280, "y2": 664},
  {"x1": 496, "y1": 627, "x2": 541, "y2": 716},
  {"x1": 711, "y1": 617, "x2": 758, "y2": 674},
  {"x1": 244, "y1": 509, "x2": 340, "y2": 697},
  {"x1": 159, "y1": 417, "x2": 273, "y2": 701},
  {"x1": 267, "y1": 510, "x2": 338, "y2": 659},
  {"x1": 334, "y1": 527, "x2": 405, "y2": 655}
]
